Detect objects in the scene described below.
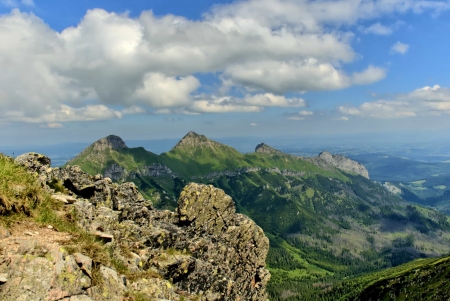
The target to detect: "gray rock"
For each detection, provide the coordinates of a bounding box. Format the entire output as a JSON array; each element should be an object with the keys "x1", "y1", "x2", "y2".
[
  {"x1": 87, "y1": 266, "x2": 125, "y2": 301},
  {"x1": 14, "y1": 152, "x2": 271, "y2": 300},
  {"x1": 317, "y1": 151, "x2": 369, "y2": 178},
  {"x1": 52, "y1": 193, "x2": 77, "y2": 204},
  {"x1": 14, "y1": 152, "x2": 51, "y2": 174},
  {"x1": 74, "y1": 253, "x2": 93, "y2": 278},
  {"x1": 255, "y1": 143, "x2": 283, "y2": 155}
]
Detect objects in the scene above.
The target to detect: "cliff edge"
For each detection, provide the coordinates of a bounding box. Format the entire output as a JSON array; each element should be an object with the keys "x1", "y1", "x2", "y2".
[{"x1": 0, "y1": 152, "x2": 270, "y2": 301}]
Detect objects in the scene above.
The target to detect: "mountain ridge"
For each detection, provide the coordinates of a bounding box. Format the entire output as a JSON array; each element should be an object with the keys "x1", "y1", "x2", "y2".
[{"x1": 65, "y1": 133, "x2": 450, "y2": 300}]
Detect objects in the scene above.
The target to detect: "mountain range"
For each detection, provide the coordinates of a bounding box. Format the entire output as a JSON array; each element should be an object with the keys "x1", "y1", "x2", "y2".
[{"x1": 66, "y1": 132, "x2": 450, "y2": 300}]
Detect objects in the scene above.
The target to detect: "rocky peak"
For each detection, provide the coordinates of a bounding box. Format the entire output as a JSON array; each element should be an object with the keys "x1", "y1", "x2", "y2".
[
  {"x1": 318, "y1": 151, "x2": 369, "y2": 179},
  {"x1": 172, "y1": 131, "x2": 221, "y2": 151},
  {"x1": 255, "y1": 143, "x2": 282, "y2": 155},
  {"x1": 92, "y1": 135, "x2": 127, "y2": 151}
]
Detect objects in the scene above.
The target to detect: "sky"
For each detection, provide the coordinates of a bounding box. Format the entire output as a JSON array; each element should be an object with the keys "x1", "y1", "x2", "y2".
[{"x1": 1, "y1": 0, "x2": 450, "y2": 147}]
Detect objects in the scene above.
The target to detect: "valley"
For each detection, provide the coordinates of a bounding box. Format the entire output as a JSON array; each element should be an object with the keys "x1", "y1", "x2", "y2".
[{"x1": 66, "y1": 132, "x2": 450, "y2": 300}]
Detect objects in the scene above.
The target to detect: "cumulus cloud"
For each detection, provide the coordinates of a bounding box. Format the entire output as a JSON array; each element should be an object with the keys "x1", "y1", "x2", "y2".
[
  {"x1": 339, "y1": 85, "x2": 450, "y2": 118},
  {"x1": 352, "y1": 65, "x2": 387, "y2": 85},
  {"x1": 4, "y1": 104, "x2": 130, "y2": 123},
  {"x1": 360, "y1": 23, "x2": 393, "y2": 35},
  {"x1": 122, "y1": 105, "x2": 147, "y2": 115},
  {"x1": 359, "y1": 21, "x2": 405, "y2": 35},
  {"x1": 390, "y1": 42, "x2": 410, "y2": 54},
  {"x1": 286, "y1": 110, "x2": 314, "y2": 120},
  {"x1": 187, "y1": 93, "x2": 305, "y2": 114},
  {"x1": 334, "y1": 116, "x2": 349, "y2": 121},
  {"x1": 0, "y1": 0, "x2": 447, "y2": 124},
  {"x1": 250, "y1": 122, "x2": 259, "y2": 126}
]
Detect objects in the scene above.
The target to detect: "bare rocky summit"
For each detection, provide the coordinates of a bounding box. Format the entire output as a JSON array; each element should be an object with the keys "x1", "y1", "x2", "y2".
[
  {"x1": 317, "y1": 151, "x2": 369, "y2": 179},
  {"x1": 171, "y1": 131, "x2": 232, "y2": 153},
  {"x1": 255, "y1": 143, "x2": 283, "y2": 155},
  {"x1": 1, "y1": 152, "x2": 270, "y2": 301},
  {"x1": 92, "y1": 135, "x2": 128, "y2": 151}
]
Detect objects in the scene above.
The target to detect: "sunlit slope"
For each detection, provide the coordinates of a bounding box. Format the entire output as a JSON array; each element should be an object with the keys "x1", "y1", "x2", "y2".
[
  {"x1": 65, "y1": 132, "x2": 450, "y2": 300},
  {"x1": 320, "y1": 255, "x2": 450, "y2": 301},
  {"x1": 67, "y1": 135, "x2": 161, "y2": 175}
]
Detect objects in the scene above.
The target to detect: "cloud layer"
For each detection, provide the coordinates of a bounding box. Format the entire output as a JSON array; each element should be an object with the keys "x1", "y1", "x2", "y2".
[
  {"x1": 0, "y1": 0, "x2": 448, "y2": 124},
  {"x1": 339, "y1": 85, "x2": 450, "y2": 118}
]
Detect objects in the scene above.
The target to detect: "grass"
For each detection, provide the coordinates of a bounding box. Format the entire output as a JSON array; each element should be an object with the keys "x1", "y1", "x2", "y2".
[
  {"x1": 0, "y1": 154, "x2": 159, "y2": 287},
  {"x1": 0, "y1": 154, "x2": 56, "y2": 217}
]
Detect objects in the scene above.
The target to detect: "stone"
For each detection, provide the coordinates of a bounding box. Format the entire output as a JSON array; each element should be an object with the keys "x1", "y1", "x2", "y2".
[
  {"x1": 87, "y1": 266, "x2": 125, "y2": 301},
  {"x1": 14, "y1": 152, "x2": 51, "y2": 174},
  {"x1": 52, "y1": 194, "x2": 77, "y2": 204},
  {"x1": 0, "y1": 226, "x2": 11, "y2": 239},
  {"x1": 317, "y1": 151, "x2": 369, "y2": 178},
  {"x1": 13, "y1": 152, "x2": 271, "y2": 300},
  {"x1": 74, "y1": 253, "x2": 93, "y2": 278},
  {"x1": 94, "y1": 232, "x2": 114, "y2": 243},
  {"x1": 0, "y1": 273, "x2": 7, "y2": 283}
]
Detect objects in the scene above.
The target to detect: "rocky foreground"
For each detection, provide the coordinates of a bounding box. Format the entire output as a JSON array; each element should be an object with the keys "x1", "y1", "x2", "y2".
[{"x1": 0, "y1": 153, "x2": 270, "y2": 301}]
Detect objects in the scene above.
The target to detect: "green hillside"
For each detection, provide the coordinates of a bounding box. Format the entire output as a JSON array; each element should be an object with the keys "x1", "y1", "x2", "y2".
[
  {"x1": 66, "y1": 132, "x2": 450, "y2": 300},
  {"x1": 319, "y1": 255, "x2": 450, "y2": 301}
]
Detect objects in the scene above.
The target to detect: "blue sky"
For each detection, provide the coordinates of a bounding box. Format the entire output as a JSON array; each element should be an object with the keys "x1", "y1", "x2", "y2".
[{"x1": 1, "y1": 0, "x2": 450, "y2": 146}]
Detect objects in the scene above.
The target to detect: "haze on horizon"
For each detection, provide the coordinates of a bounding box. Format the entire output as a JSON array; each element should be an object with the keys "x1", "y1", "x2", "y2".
[{"x1": 1, "y1": 0, "x2": 450, "y2": 147}]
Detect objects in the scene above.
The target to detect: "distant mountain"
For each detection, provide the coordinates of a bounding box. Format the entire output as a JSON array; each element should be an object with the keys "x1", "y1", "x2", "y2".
[{"x1": 66, "y1": 132, "x2": 450, "y2": 300}]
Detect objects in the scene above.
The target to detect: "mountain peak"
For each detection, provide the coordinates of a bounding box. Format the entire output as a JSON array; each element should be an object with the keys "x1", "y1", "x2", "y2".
[
  {"x1": 92, "y1": 135, "x2": 128, "y2": 151},
  {"x1": 172, "y1": 131, "x2": 217, "y2": 150},
  {"x1": 255, "y1": 143, "x2": 282, "y2": 155}
]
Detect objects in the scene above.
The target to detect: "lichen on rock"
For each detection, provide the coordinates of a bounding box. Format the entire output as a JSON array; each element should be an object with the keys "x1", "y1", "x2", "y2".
[{"x1": 1, "y1": 153, "x2": 271, "y2": 301}]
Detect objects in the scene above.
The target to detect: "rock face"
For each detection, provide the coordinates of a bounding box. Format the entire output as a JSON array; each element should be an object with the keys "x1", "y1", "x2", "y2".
[
  {"x1": 92, "y1": 135, "x2": 128, "y2": 151},
  {"x1": 317, "y1": 151, "x2": 369, "y2": 179},
  {"x1": 172, "y1": 131, "x2": 212, "y2": 149},
  {"x1": 255, "y1": 143, "x2": 282, "y2": 155},
  {"x1": 2, "y1": 152, "x2": 270, "y2": 301}
]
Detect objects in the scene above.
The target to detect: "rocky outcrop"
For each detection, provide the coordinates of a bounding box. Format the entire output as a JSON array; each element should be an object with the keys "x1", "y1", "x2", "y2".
[
  {"x1": 92, "y1": 135, "x2": 128, "y2": 151},
  {"x1": 191, "y1": 166, "x2": 304, "y2": 180},
  {"x1": 317, "y1": 151, "x2": 369, "y2": 179},
  {"x1": 255, "y1": 143, "x2": 282, "y2": 155},
  {"x1": 3, "y1": 153, "x2": 270, "y2": 301},
  {"x1": 103, "y1": 163, "x2": 128, "y2": 182}
]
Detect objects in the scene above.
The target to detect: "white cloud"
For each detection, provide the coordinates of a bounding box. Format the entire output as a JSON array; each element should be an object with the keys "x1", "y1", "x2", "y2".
[
  {"x1": 390, "y1": 41, "x2": 410, "y2": 54},
  {"x1": 132, "y1": 73, "x2": 200, "y2": 107},
  {"x1": 0, "y1": 1, "x2": 447, "y2": 123},
  {"x1": 339, "y1": 85, "x2": 450, "y2": 118},
  {"x1": 359, "y1": 21, "x2": 405, "y2": 35},
  {"x1": 286, "y1": 110, "x2": 314, "y2": 120},
  {"x1": 360, "y1": 23, "x2": 393, "y2": 35},
  {"x1": 352, "y1": 65, "x2": 387, "y2": 85},
  {"x1": 1, "y1": 0, "x2": 34, "y2": 7},
  {"x1": 250, "y1": 122, "x2": 259, "y2": 126},
  {"x1": 189, "y1": 98, "x2": 263, "y2": 113},
  {"x1": 122, "y1": 105, "x2": 147, "y2": 115},
  {"x1": 21, "y1": 0, "x2": 33, "y2": 6},
  {"x1": 5, "y1": 104, "x2": 123, "y2": 123},
  {"x1": 188, "y1": 93, "x2": 305, "y2": 113},
  {"x1": 299, "y1": 110, "x2": 314, "y2": 116},
  {"x1": 1, "y1": 0, "x2": 17, "y2": 7},
  {"x1": 334, "y1": 116, "x2": 349, "y2": 121},
  {"x1": 242, "y1": 94, "x2": 306, "y2": 107},
  {"x1": 40, "y1": 123, "x2": 63, "y2": 128},
  {"x1": 287, "y1": 116, "x2": 305, "y2": 120}
]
